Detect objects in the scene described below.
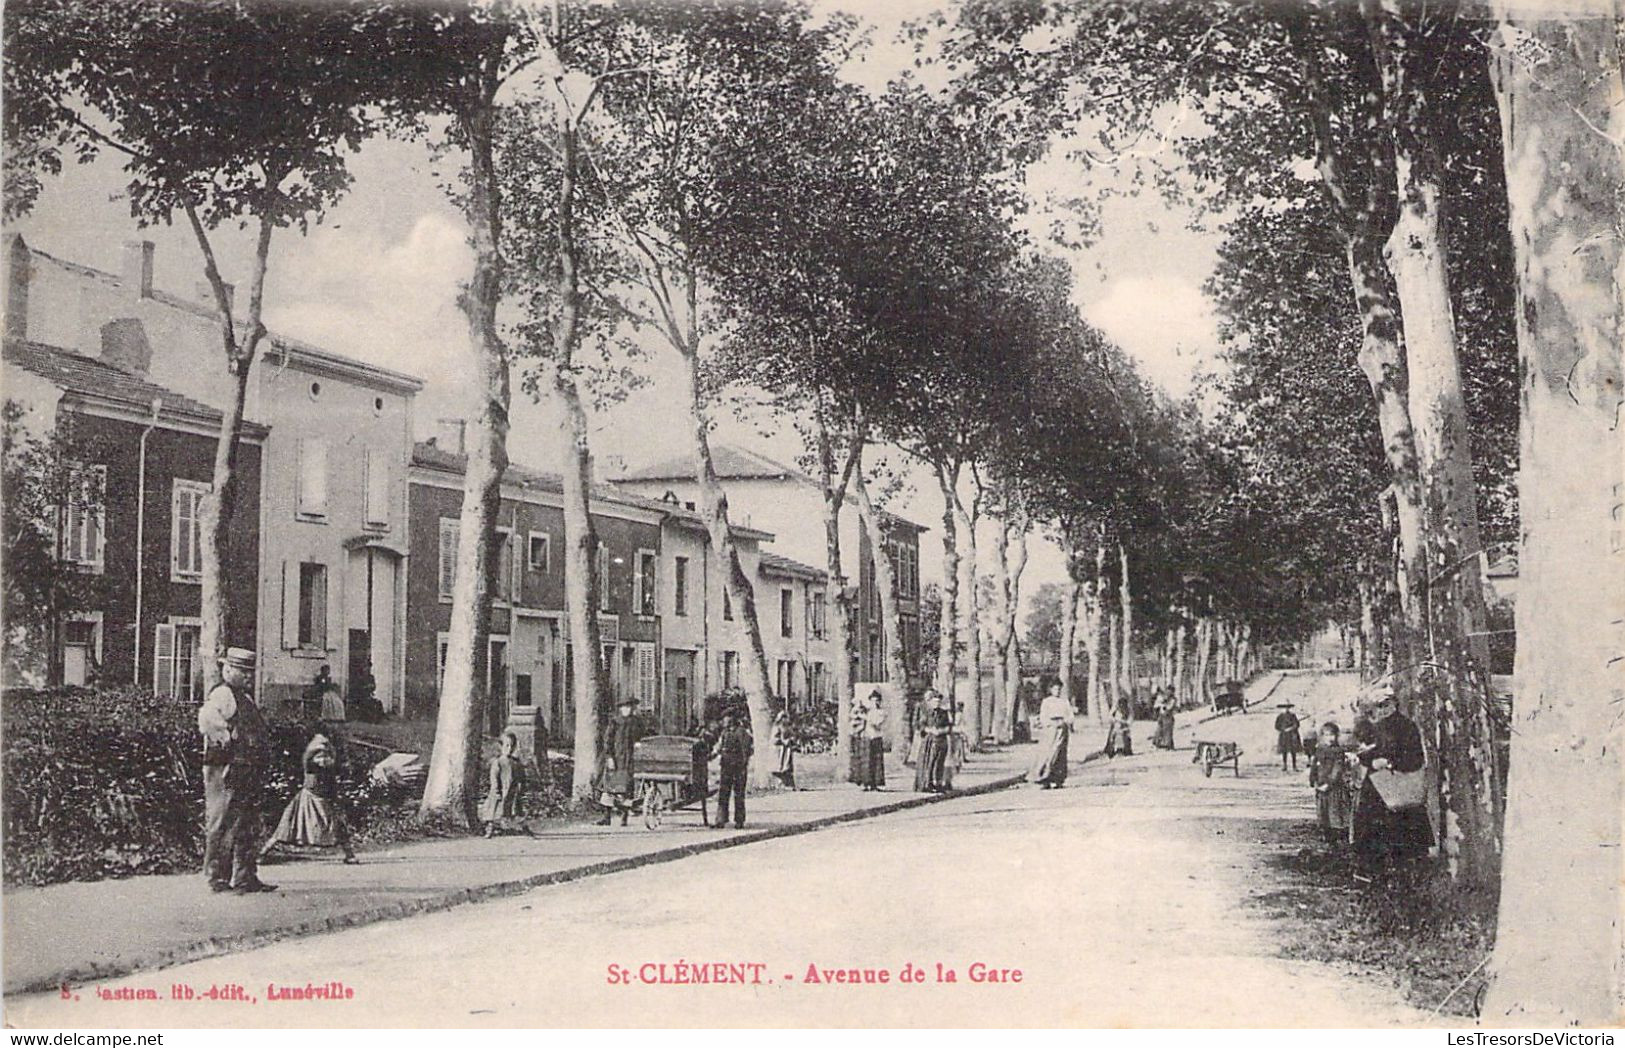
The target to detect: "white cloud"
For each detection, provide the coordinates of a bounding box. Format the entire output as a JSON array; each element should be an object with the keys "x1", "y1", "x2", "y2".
[
  {"x1": 265, "y1": 212, "x2": 472, "y2": 382},
  {"x1": 1083, "y1": 275, "x2": 1219, "y2": 399}
]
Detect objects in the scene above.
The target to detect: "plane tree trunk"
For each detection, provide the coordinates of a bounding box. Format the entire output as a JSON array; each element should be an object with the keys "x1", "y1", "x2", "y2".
[
  {"x1": 853, "y1": 464, "x2": 913, "y2": 756},
  {"x1": 422, "y1": 91, "x2": 508, "y2": 825},
  {"x1": 1363, "y1": 0, "x2": 1503, "y2": 887},
  {"x1": 1481, "y1": 9, "x2": 1624, "y2": 1023},
  {"x1": 952, "y1": 487, "x2": 983, "y2": 748},
  {"x1": 192, "y1": 211, "x2": 274, "y2": 677},
  {"x1": 815, "y1": 404, "x2": 862, "y2": 769}
]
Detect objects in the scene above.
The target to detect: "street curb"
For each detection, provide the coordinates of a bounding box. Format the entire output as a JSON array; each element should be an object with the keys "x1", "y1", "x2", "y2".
[{"x1": 8, "y1": 768, "x2": 1031, "y2": 997}]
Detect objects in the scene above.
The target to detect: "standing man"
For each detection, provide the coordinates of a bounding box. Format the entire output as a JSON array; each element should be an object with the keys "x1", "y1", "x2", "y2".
[
  {"x1": 198, "y1": 647, "x2": 275, "y2": 894},
  {"x1": 713, "y1": 708, "x2": 754, "y2": 828}
]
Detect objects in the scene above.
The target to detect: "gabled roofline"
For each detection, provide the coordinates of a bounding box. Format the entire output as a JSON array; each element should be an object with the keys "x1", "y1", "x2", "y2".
[{"x1": 17, "y1": 238, "x2": 424, "y2": 396}]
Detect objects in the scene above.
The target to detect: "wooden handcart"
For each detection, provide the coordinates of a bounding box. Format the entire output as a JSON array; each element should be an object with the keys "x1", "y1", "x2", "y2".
[
  {"x1": 632, "y1": 735, "x2": 710, "y2": 830},
  {"x1": 1192, "y1": 739, "x2": 1243, "y2": 778}
]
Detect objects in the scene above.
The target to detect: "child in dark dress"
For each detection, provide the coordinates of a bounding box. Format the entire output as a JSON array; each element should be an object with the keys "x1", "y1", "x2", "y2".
[
  {"x1": 1309, "y1": 722, "x2": 1353, "y2": 845},
  {"x1": 482, "y1": 731, "x2": 531, "y2": 838}
]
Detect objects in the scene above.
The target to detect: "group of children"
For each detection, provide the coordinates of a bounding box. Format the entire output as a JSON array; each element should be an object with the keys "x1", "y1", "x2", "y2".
[{"x1": 1277, "y1": 707, "x2": 1359, "y2": 845}]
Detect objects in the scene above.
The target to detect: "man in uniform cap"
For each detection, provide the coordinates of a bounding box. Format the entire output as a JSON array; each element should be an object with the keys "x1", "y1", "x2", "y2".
[{"x1": 198, "y1": 647, "x2": 275, "y2": 894}]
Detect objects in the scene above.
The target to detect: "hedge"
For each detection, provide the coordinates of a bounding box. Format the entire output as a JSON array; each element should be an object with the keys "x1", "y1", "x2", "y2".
[{"x1": 1, "y1": 687, "x2": 567, "y2": 887}]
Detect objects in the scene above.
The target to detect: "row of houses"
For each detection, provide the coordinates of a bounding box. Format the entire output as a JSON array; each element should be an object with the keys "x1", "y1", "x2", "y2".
[{"x1": 2, "y1": 235, "x2": 925, "y2": 738}]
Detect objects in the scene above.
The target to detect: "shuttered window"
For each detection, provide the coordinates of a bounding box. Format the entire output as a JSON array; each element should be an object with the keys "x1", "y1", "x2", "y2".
[
  {"x1": 153, "y1": 623, "x2": 174, "y2": 696},
  {"x1": 596, "y1": 543, "x2": 612, "y2": 613},
  {"x1": 171, "y1": 479, "x2": 208, "y2": 582},
  {"x1": 153, "y1": 622, "x2": 202, "y2": 701},
  {"x1": 494, "y1": 528, "x2": 514, "y2": 603},
  {"x1": 298, "y1": 562, "x2": 328, "y2": 648},
  {"x1": 62, "y1": 463, "x2": 106, "y2": 568},
  {"x1": 633, "y1": 549, "x2": 656, "y2": 617}
]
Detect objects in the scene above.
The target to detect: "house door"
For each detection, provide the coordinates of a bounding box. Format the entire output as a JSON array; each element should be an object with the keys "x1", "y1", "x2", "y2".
[
  {"x1": 663, "y1": 649, "x2": 695, "y2": 733},
  {"x1": 347, "y1": 629, "x2": 371, "y2": 696},
  {"x1": 487, "y1": 637, "x2": 509, "y2": 735},
  {"x1": 62, "y1": 620, "x2": 99, "y2": 686}
]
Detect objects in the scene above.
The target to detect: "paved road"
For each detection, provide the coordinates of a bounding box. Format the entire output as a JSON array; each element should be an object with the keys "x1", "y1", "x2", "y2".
[{"x1": 9, "y1": 679, "x2": 1424, "y2": 1028}]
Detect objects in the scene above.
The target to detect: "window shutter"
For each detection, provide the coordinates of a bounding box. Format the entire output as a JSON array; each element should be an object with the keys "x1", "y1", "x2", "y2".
[
  {"x1": 171, "y1": 483, "x2": 185, "y2": 578},
  {"x1": 316, "y1": 563, "x2": 334, "y2": 650},
  {"x1": 631, "y1": 555, "x2": 644, "y2": 616},
  {"x1": 88, "y1": 466, "x2": 105, "y2": 566},
  {"x1": 327, "y1": 561, "x2": 341, "y2": 651},
  {"x1": 438, "y1": 519, "x2": 458, "y2": 601},
  {"x1": 281, "y1": 560, "x2": 299, "y2": 649},
  {"x1": 153, "y1": 623, "x2": 175, "y2": 696},
  {"x1": 638, "y1": 644, "x2": 656, "y2": 703},
  {"x1": 597, "y1": 544, "x2": 610, "y2": 612}
]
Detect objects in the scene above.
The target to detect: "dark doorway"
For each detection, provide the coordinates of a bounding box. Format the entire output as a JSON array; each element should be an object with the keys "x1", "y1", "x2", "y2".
[{"x1": 347, "y1": 630, "x2": 370, "y2": 694}]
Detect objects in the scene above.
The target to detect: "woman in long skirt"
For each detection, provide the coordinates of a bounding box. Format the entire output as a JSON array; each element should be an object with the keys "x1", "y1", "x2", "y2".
[
  {"x1": 1151, "y1": 688, "x2": 1176, "y2": 750},
  {"x1": 914, "y1": 691, "x2": 951, "y2": 793},
  {"x1": 1105, "y1": 703, "x2": 1134, "y2": 758},
  {"x1": 1028, "y1": 682, "x2": 1072, "y2": 788},
  {"x1": 859, "y1": 691, "x2": 888, "y2": 790},
  {"x1": 262, "y1": 734, "x2": 357, "y2": 864},
  {"x1": 1350, "y1": 692, "x2": 1433, "y2": 879},
  {"x1": 771, "y1": 708, "x2": 797, "y2": 789}
]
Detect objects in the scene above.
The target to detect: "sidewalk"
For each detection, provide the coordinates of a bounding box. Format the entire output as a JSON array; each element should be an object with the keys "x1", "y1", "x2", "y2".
[{"x1": 3, "y1": 743, "x2": 1033, "y2": 996}]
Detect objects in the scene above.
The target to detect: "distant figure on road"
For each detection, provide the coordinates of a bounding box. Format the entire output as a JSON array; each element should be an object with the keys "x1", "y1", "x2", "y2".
[
  {"x1": 1351, "y1": 691, "x2": 1433, "y2": 880},
  {"x1": 856, "y1": 691, "x2": 887, "y2": 791},
  {"x1": 262, "y1": 732, "x2": 358, "y2": 863},
  {"x1": 713, "y1": 709, "x2": 754, "y2": 828},
  {"x1": 1309, "y1": 722, "x2": 1354, "y2": 845},
  {"x1": 1275, "y1": 703, "x2": 1302, "y2": 771},
  {"x1": 914, "y1": 690, "x2": 952, "y2": 793},
  {"x1": 1028, "y1": 682, "x2": 1071, "y2": 789},
  {"x1": 198, "y1": 647, "x2": 275, "y2": 895},
  {"x1": 1105, "y1": 701, "x2": 1134, "y2": 758},
  {"x1": 1151, "y1": 688, "x2": 1176, "y2": 750},
  {"x1": 481, "y1": 731, "x2": 530, "y2": 838},
  {"x1": 597, "y1": 697, "x2": 645, "y2": 827}
]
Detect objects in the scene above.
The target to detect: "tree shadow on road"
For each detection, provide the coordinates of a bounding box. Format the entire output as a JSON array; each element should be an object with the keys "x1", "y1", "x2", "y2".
[{"x1": 1241, "y1": 817, "x2": 1496, "y2": 1019}]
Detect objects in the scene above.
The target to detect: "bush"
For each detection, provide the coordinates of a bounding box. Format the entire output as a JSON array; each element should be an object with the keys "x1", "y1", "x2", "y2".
[
  {"x1": 0, "y1": 686, "x2": 480, "y2": 887},
  {"x1": 786, "y1": 702, "x2": 836, "y2": 754}
]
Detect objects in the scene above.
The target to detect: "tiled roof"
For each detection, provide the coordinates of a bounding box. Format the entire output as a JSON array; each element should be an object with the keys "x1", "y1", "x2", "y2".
[
  {"x1": 620, "y1": 444, "x2": 800, "y2": 482},
  {"x1": 758, "y1": 550, "x2": 827, "y2": 581},
  {"x1": 410, "y1": 441, "x2": 773, "y2": 541},
  {"x1": 18, "y1": 238, "x2": 423, "y2": 394},
  {"x1": 3, "y1": 338, "x2": 267, "y2": 436},
  {"x1": 618, "y1": 442, "x2": 927, "y2": 533}
]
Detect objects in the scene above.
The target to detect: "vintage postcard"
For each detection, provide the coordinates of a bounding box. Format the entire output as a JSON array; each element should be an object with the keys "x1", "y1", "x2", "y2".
[{"x1": 2, "y1": 0, "x2": 1620, "y2": 1031}]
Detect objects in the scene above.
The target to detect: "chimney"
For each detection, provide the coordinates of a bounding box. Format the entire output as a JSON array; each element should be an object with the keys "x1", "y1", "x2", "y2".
[
  {"x1": 436, "y1": 418, "x2": 466, "y2": 456},
  {"x1": 100, "y1": 318, "x2": 153, "y2": 377},
  {"x1": 122, "y1": 240, "x2": 154, "y2": 298},
  {"x1": 195, "y1": 280, "x2": 234, "y2": 317},
  {"x1": 5, "y1": 234, "x2": 30, "y2": 341}
]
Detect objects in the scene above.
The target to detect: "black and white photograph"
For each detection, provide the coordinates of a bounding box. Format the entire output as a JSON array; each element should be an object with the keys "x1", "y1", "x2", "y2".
[{"x1": 0, "y1": 0, "x2": 1620, "y2": 1031}]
